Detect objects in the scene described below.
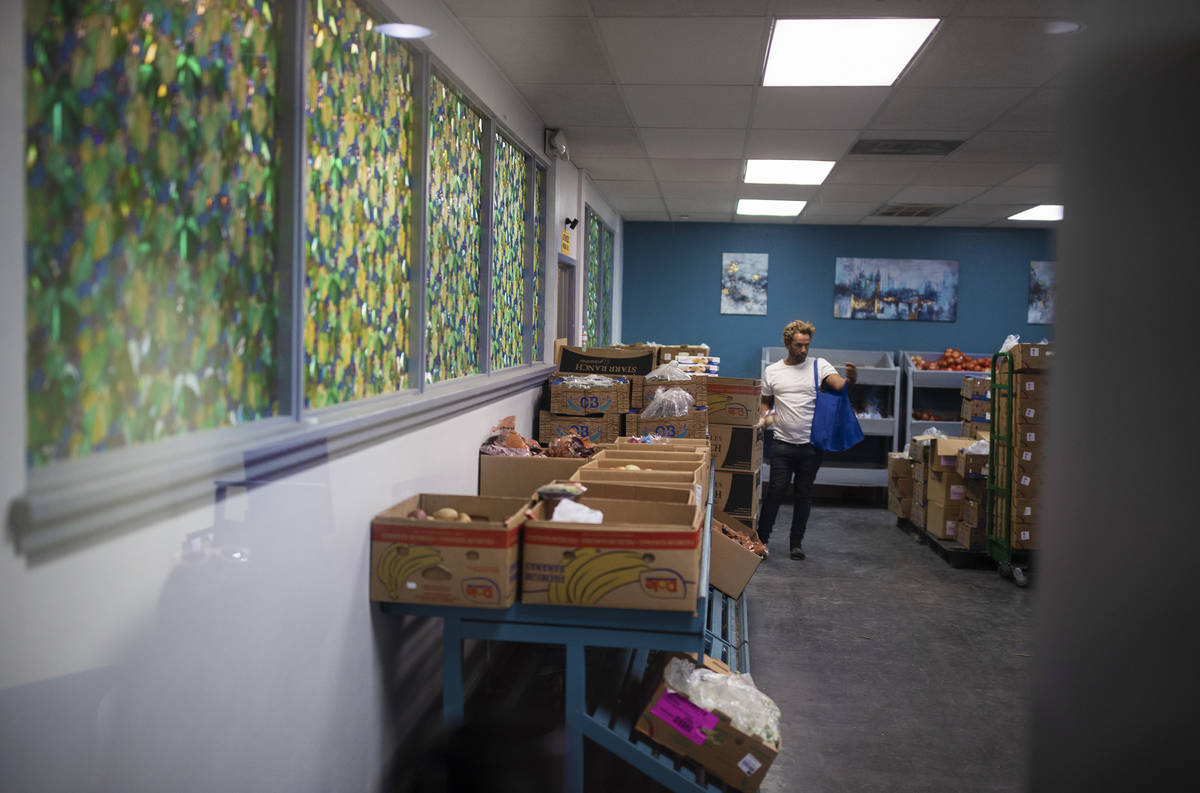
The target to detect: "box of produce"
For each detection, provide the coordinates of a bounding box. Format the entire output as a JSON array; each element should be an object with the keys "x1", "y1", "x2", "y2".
[
  {"x1": 710, "y1": 512, "x2": 766, "y2": 599},
  {"x1": 1010, "y1": 342, "x2": 1052, "y2": 372},
  {"x1": 548, "y1": 373, "x2": 631, "y2": 414},
  {"x1": 910, "y1": 348, "x2": 992, "y2": 372},
  {"x1": 538, "y1": 411, "x2": 623, "y2": 445}
]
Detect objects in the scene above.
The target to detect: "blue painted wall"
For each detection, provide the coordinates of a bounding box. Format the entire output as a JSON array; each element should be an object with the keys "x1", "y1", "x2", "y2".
[{"x1": 622, "y1": 222, "x2": 1056, "y2": 378}]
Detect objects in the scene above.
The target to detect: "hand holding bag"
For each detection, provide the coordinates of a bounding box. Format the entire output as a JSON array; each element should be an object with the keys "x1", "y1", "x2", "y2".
[{"x1": 810, "y1": 360, "x2": 864, "y2": 452}]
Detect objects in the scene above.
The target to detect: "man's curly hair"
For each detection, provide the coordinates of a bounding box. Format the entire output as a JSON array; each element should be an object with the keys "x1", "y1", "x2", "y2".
[{"x1": 783, "y1": 320, "x2": 816, "y2": 347}]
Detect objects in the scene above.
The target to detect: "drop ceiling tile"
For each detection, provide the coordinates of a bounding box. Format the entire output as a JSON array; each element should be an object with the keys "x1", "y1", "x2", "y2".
[
  {"x1": 671, "y1": 213, "x2": 736, "y2": 222},
  {"x1": 939, "y1": 203, "x2": 1029, "y2": 220},
  {"x1": 609, "y1": 196, "x2": 669, "y2": 213},
  {"x1": 871, "y1": 87, "x2": 1031, "y2": 131},
  {"x1": 738, "y1": 185, "x2": 819, "y2": 201},
  {"x1": 970, "y1": 185, "x2": 1061, "y2": 204},
  {"x1": 745, "y1": 129, "x2": 858, "y2": 159},
  {"x1": 827, "y1": 158, "x2": 932, "y2": 186},
  {"x1": 923, "y1": 217, "x2": 998, "y2": 227},
  {"x1": 817, "y1": 184, "x2": 900, "y2": 203},
  {"x1": 657, "y1": 181, "x2": 736, "y2": 199},
  {"x1": 771, "y1": 0, "x2": 960, "y2": 15},
  {"x1": 597, "y1": 17, "x2": 767, "y2": 85},
  {"x1": 797, "y1": 215, "x2": 865, "y2": 225},
  {"x1": 912, "y1": 162, "x2": 1030, "y2": 186},
  {"x1": 1004, "y1": 163, "x2": 1060, "y2": 188},
  {"x1": 948, "y1": 131, "x2": 1060, "y2": 163},
  {"x1": 569, "y1": 157, "x2": 655, "y2": 179},
  {"x1": 591, "y1": 0, "x2": 770, "y2": 15},
  {"x1": 448, "y1": 0, "x2": 589, "y2": 16},
  {"x1": 752, "y1": 87, "x2": 890, "y2": 130},
  {"x1": 956, "y1": 0, "x2": 1077, "y2": 17},
  {"x1": 561, "y1": 127, "x2": 646, "y2": 158},
  {"x1": 863, "y1": 215, "x2": 931, "y2": 226},
  {"x1": 890, "y1": 185, "x2": 988, "y2": 204},
  {"x1": 461, "y1": 19, "x2": 612, "y2": 84},
  {"x1": 592, "y1": 180, "x2": 662, "y2": 198},
  {"x1": 651, "y1": 159, "x2": 742, "y2": 181},
  {"x1": 624, "y1": 85, "x2": 754, "y2": 129},
  {"x1": 623, "y1": 211, "x2": 671, "y2": 221},
  {"x1": 803, "y1": 200, "x2": 882, "y2": 217},
  {"x1": 665, "y1": 197, "x2": 736, "y2": 214},
  {"x1": 901, "y1": 18, "x2": 1072, "y2": 88},
  {"x1": 517, "y1": 84, "x2": 631, "y2": 127},
  {"x1": 990, "y1": 88, "x2": 1065, "y2": 132},
  {"x1": 640, "y1": 128, "x2": 746, "y2": 159}
]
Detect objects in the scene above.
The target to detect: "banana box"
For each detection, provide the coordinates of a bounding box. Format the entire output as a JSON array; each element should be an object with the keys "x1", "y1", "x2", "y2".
[
  {"x1": 370, "y1": 495, "x2": 529, "y2": 609},
  {"x1": 592, "y1": 448, "x2": 711, "y2": 470},
  {"x1": 706, "y1": 377, "x2": 762, "y2": 426},
  {"x1": 542, "y1": 479, "x2": 696, "y2": 505},
  {"x1": 521, "y1": 497, "x2": 704, "y2": 612},
  {"x1": 573, "y1": 456, "x2": 709, "y2": 506}
]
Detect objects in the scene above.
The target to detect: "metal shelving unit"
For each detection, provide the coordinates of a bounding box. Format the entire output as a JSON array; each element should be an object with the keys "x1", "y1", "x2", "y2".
[
  {"x1": 900, "y1": 350, "x2": 993, "y2": 442},
  {"x1": 761, "y1": 347, "x2": 900, "y2": 487}
]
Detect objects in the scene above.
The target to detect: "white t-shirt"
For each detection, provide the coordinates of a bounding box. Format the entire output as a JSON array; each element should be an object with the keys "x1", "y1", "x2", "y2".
[{"x1": 763, "y1": 357, "x2": 838, "y2": 444}]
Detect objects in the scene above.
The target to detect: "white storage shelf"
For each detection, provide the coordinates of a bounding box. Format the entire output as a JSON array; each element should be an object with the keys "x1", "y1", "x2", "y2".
[{"x1": 901, "y1": 350, "x2": 992, "y2": 445}]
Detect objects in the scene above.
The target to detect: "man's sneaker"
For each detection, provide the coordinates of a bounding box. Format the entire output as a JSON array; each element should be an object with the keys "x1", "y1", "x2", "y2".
[{"x1": 790, "y1": 547, "x2": 806, "y2": 560}]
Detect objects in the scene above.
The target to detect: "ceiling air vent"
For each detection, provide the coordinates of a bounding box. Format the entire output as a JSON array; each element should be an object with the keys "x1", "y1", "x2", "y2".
[
  {"x1": 873, "y1": 204, "x2": 953, "y2": 218},
  {"x1": 850, "y1": 139, "x2": 964, "y2": 156}
]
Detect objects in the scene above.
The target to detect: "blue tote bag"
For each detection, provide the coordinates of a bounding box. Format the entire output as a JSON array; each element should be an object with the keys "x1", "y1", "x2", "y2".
[{"x1": 810, "y1": 360, "x2": 864, "y2": 452}]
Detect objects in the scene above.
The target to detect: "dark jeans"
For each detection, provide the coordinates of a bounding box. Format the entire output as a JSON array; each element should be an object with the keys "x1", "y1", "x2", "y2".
[{"x1": 758, "y1": 440, "x2": 823, "y2": 549}]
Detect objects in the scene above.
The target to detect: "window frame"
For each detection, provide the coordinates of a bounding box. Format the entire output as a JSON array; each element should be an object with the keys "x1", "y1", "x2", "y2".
[{"x1": 15, "y1": 0, "x2": 556, "y2": 554}]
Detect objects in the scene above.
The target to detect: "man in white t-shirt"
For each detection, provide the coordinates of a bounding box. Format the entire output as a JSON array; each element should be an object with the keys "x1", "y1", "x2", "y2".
[{"x1": 759, "y1": 320, "x2": 856, "y2": 560}]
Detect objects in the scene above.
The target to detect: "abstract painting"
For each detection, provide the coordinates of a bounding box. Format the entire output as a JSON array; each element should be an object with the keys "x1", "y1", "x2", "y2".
[
  {"x1": 1028, "y1": 260, "x2": 1056, "y2": 324},
  {"x1": 834, "y1": 258, "x2": 958, "y2": 322},
  {"x1": 721, "y1": 253, "x2": 768, "y2": 315}
]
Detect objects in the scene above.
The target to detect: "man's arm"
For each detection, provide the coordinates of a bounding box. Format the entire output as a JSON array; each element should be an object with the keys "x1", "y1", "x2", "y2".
[{"x1": 822, "y1": 362, "x2": 858, "y2": 392}]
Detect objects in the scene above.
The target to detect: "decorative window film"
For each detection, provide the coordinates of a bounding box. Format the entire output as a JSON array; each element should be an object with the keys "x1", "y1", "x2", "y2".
[
  {"x1": 25, "y1": 0, "x2": 280, "y2": 467},
  {"x1": 600, "y1": 224, "x2": 614, "y2": 346},
  {"x1": 489, "y1": 132, "x2": 527, "y2": 370},
  {"x1": 304, "y1": 0, "x2": 415, "y2": 408},
  {"x1": 584, "y1": 208, "x2": 601, "y2": 346},
  {"x1": 426, "y1": 74, "x2": 482, "y2": 383},
  {"x1": 532, "y1": 167, "x2": 546, "y2": 359}
]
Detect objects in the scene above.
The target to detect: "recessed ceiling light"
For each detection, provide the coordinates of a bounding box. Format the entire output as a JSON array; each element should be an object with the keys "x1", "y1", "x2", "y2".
[
  {"x1": 737, "y1": 199, "x2": 806, "y2": 217},
  {"x1": 744, "y1": 159, "x2": 836, "y2": 185},
  {"x1": 377, "y1": 23, "x2": 434, "y2": 40},
  {"x1": 1008, "y1": 204, "x2": 1064, "y2": 221},
  {"x1": 763, "y1": 18, "x2": 939, "y2": 86}
]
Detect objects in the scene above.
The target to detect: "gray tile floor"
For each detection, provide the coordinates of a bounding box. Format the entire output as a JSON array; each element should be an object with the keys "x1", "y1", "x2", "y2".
[{"x1": 748, "y1": 504, "x2": 1033, "y2": 793}]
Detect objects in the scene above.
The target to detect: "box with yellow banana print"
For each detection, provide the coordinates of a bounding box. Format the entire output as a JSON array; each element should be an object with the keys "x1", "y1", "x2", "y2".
[
  {"x1": 370, "y1": 495, "x2": 530, "y2": 609},
  {"x1": 522, "y1": 497, "x2": 704, "y2": 612}
]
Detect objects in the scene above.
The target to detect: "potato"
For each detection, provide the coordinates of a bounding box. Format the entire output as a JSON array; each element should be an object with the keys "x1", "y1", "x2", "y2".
[
  {"x1": 406, "y1": 508, "x2": 428, "y2": 520},
  {"x1": 458, "y1": 513, "x2": 472, "y2": 523},
  {"x1": 432, "y1": 507, "x2": 460, "y2": 521}
]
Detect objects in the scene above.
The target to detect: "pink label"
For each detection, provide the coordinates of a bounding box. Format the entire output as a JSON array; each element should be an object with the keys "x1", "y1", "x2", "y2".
[
  {"x1": 651, "y1": 691, "x2": 718, "y2": 746},
  {"x1": 950, "y1": 485, "x2": 965, "y2": 500},
  {"x1": 946, "y1": 522, "x2": 956, "y2": 535}
]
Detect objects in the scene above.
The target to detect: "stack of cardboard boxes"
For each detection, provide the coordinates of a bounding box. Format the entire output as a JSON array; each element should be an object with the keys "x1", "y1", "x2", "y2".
[
  {"x1": 541, "y1": 345, "x2": 658, "y2": 444},
  {"x1": 960, "y1": 373, "x2": 992, "y2": 439},
  {"x1": 706, "y1": 377, "x2": 764, "y2": 533},
  {"x1": 954, "y1": 440, "x2": 989, "y2": 552},
  {"x1": 886, "y1": 452, "x2": 914, "y2": 519},
  {"x1": 908, "y1": 434, "x2": 974, "y2": 541},
  {"x1": 998, "y1": 342, "x2": 1052, "y2": 551}
]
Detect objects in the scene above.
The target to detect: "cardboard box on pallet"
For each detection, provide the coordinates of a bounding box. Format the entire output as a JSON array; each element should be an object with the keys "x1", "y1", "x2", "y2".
[
  {"x1": 926, "y1": 500, "x2": 962, "y2": 540},
  {"x1": 521, "y1": 497, "x2": 703, "y2": 611},
  {"x1": 1013, "y1": 467, "x2": 1041, "y2": 500},
  {"x1": 887, "y1": 452, "x2": 913, "y2": 480},
  {"x1": 1011, "y1": 497, "x2": 1040, "y2": 524},
  {"x1": 913, "y1": 478, "x2": 926, "y2": 505},
  {"x1": 548, "y1": 374, "x2": 631, "y2": 414},
  {"x1": 911, "y1": 499, "x2": 927, "y2": 530},
  {"x1": 706, "y1": 377, "x2": 763, "y2": 426},
  {"x1": 479, "y1": 455, "x2": 589, "y2": 498},
  {"x1": 956, "y1": 448, "x2": 988, "y2": 479},
  {"x1": 626, "y1": 408, "x2": 708, "y2": 441},
  {"x1": 709, "y1": 424, "x2": 764, "y2": 472},
  {"x1": 889, "y1": 471, "x2": 914, "y2": 498},
  {"x1": 998, "y1": 397, "x2": 1045, "y2": 427},
  {"x1": 961, "y1": 398, "x2": 991, "y2": 422},
  {"x1": 926, "y1": 470, "x2": 966, "y2": 506},
  {"x1": 954, "y1": 520, "x2": 987, "y2": 552},
  {"x1": 1010, "y1": 342, "x2": 1053, "y2": 372},
  {"x1": 961, "y1": 374, "x2": 992, "y2": 400},
  {"x1": 1011, "y1": 523, "x2": 1037, "y2": 550},
  {"x1": 927, "y1": 437, "x2": 975, "y2": 473},
  {"x1": 639, "y1": 377, "x2": 709, "y2": 408},
  {"x1": 369, "y1": 495, "x2": 529, "y2": 608},
  {"x1": 538, "y1": 410, "x2": 623, "y2": 445},
  {"x1": 912, "y1": 461, "x2": 926, "y2": 486},
  {"x1": 963, "y1": 496, "x2": 988, "y2": 529},
  {"x1": 713, "y1": 469, "x2": 761, "y2": 525},
  {"x1": 888, "y1": 492, "x2": 913, "y2": 519},
  {"x1": 1015, "y1": 373, "x2": 1049, "y2": 401},
  {"x1": 710, "y1": 511, "x2": 764, "y2": 599},
  {"x1": 635, "y1": 656, "x2": 780, "y2": 793}
]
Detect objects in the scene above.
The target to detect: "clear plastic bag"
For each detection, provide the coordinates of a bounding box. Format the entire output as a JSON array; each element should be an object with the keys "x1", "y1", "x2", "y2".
[
  {"x1": 663, "y1": 657, "x2": 781, "y2": 746},
  {"x1": 561, "y1": 374, "x2": 616, "y2": 388},
  {"x1": 645, "y1": 360, "x2": 692, "y2": 382},
  {"x1": 999, "y1": 334, "x2": 1020, "y2": 353},
  {"x1": 967, "y1": 439, "x2": 990, "y2": 455},
  {"x1": 640, "y1": 386, "x2": 695, "y2": 418},
  {"x1": 551, "y1": 499, "x2": 603, "y2": 523}
]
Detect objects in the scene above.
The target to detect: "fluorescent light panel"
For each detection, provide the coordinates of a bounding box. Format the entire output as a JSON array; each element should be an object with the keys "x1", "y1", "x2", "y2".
[
  {"x1": 1008, "y1": 204, "x2": 1064, "y2": 221},
  {"x1": 744, "y1": 159, "x2": 835, "y2": 185},
  {"x1": 737, "y1": 199, "x2": 807, "y2": 217},
  {"x1": 763, "y1": 18, "x2": 939, "y2": 86}
]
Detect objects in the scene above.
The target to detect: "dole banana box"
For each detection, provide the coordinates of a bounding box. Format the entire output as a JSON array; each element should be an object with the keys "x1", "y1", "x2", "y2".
[
  {"x1": 706, "y1": 377, "x2": 762, "y2": 426},
  {"x1": 369, "y1": 495, "x2": 529, "y2": 609},
  {"x1": 521, "y1": 497, "x2": 703, "y2": 612},
  {"x1": 575, "y1": 456, "x2": 709, "y2": 505}
]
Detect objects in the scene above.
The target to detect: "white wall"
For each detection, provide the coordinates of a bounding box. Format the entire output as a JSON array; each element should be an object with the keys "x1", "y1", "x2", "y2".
[{"x1": 0, "y1": 2, "x2": 616, "y2": 791}]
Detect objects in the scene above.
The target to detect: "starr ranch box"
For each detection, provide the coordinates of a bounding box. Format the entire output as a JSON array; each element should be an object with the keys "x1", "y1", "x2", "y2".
[
  {"x1": 521, "y1": 497, "x2": 703, "y2": 611},
  {"x1": 369, "y1": 495, "x2": 529, "y2": 609}
]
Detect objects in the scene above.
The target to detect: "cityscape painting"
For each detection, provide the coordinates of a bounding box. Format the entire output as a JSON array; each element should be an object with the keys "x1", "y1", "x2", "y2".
[
  {"x1": 721, "y1": 252, "x2": 768, "y2": 315},
  {"x1": 1028, "y1": 260, "x2": 1056, "y2": 324},
  {"x1": 834, "y1": 258, "x2": 959, "y2": 322}
]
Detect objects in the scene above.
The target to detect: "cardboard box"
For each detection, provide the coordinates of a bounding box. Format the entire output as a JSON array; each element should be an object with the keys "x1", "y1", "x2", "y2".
[
  {"x1": 960, "y1": 375, "x2": 992, "y2": 400},
  {"x1": 626, "y1": 408, "x2": 708, "y2": 441},
  {"x1": 888, "y1": 492, "x2": 913, "y2": 519},
  {"x1": 1013, "y1": 444, "x2": 1042, "y2": 469},
  {"x1": 479, "y1": 454, "x2": 589, "y2": 498},
  {"x1": 369, "y1": 495, "x2": 529, "y2": 608},
  {"x1": 964, "y1": 477, "x2": 988, "y2": 502},
  {"x1": 908, "y1": 434, "x2": 940, "y2": 465},
  {"x1": 928, "y1": 437, "x2": 974, "y2": 473},
  {"x1": 521, "y1": 497, "x2": 703, "y2": 610},
  {"x1": 635, "y1": 656, "x2": 780, "y2": 793},
  {"x1": 608, "y1": 436, "x2": 710, "y2": 450},
  {"x1": 887, "y1": 452, "x2": 913, "y2": 480},
  {"x1": 1010, "y1": 342, "x2": 1052, "y2": 372},
  {"x1": 963, "y1": 497, "x2": 988, "y2": 530},
  {"x1": 954, "y1": 520, "x2": 987, "y2": 552},
  {"x1": 658, "y1": 344, "x2": 711, "y2": 364},
  {"x1": 640, "y1": 376, "x2": 708, "y2": 408},
  {"x1": 595, "y1": 448, "x2": 710, "y2": 466},
  {"x1": 713, "y1": 469, "x2": 761, "y2": 523},
  {"x1": 548, "y1": 374, "x2": 631, "y2": 414},
  {"x1": 961, "y1": 398, "x2": 991, "y2": 422},
  {"x1": 1012, "y1": 468, "x2": 1041, "y2": 500},
  {"x1": 998, "y1": 398, "x2": 1045, "y2": 427},
  {"x1": 889, "y1": 475, "x2": 914, "y2": 498},
  {"x1": 709, "y1": 511, "x2": 764, "y2": 599},
  {"x1": 574, "y1": 457, "x2": 707, "y2": 505},
  {"x1": 926, "y1": 470, "x2": 965, "y2": 505},
  {"x1": 709, "y1": 424, "x2": 764, "y2": 472},
  {"x1": 1011, "y1": 497, "x2": 1040, "y2": 523},
  {"x1": 955, "y1": 449, "x2": 988, "y2": 479},
  {"x1": 557, "y1": 345, "x2": 657, "y2": 376},
  {"x1": 913, "y1": 462, "x2": 925, "y2": 485},
  {"x1": 545, "y1": 479, "x2": 696, "y2": 505},
  {"x1": 1015, "y1": 373, "x2": 1048, "y2": 400},
  {"x1": 913, "y1": 479, "x2": 926, "y2": 505},
  {"x1": 706, "y1": 377, "x2": 763, "y2": 426},
  {"x1": 925, "y1": 500, "x2": 962, "y2": 539},
  {"x1": 911, "y1": 500, "x2": 927, "y2": 530},
  {"x1": 1011, "y1": 523, "x2": 1037, "y2": 550},
  {"x1": 538, "y1": 411, "x2": 623, "y2": 445}
]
